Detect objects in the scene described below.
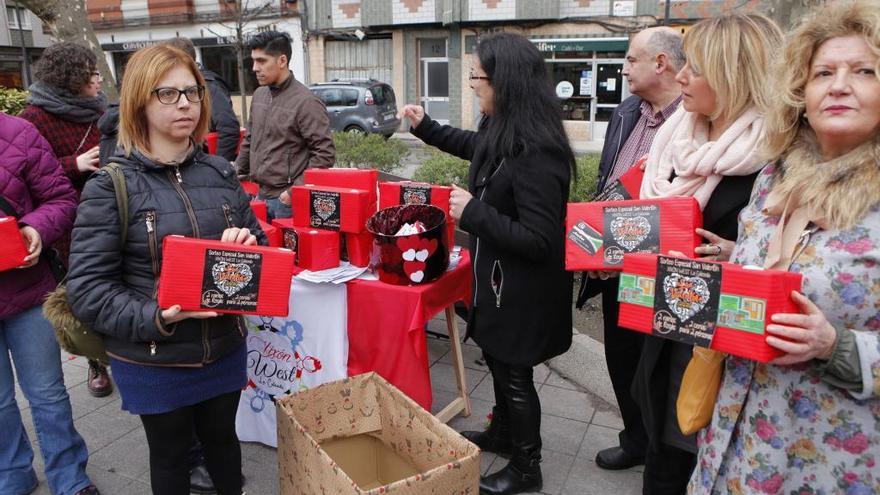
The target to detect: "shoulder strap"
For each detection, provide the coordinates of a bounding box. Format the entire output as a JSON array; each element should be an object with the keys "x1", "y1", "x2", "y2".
[{"x1": 104, "y1": 163, "x2": 129, "y2": 244}]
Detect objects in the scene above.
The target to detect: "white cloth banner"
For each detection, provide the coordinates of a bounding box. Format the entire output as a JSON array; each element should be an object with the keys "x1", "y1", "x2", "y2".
[{"x1": 235, "y1": 279, "x2": 349, "y2": 447}]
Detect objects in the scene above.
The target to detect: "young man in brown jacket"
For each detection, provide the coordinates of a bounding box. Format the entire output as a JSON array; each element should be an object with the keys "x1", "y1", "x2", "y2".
[{"x1": 236, "y1": 31, "x2": 335, "y2": 220}]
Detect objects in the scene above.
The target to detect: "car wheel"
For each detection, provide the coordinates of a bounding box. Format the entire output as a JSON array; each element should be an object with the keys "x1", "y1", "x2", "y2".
[{"x1": 344, "y1": 125, "x2": 365, "y2": 134}]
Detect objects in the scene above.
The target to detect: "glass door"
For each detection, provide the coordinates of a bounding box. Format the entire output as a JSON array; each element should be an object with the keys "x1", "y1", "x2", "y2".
[
  {"x1": 591, "y1": 61, "x2": 626, "y2": 140},
  {"x1": 421, "y1": 59, "x2": 449, "y2": 123}
]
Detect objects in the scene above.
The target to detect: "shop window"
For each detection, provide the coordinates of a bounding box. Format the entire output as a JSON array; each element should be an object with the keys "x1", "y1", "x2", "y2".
[
  {"x1": 548, "y1": 62, "x2": 592, "y2": 121},
  {"x1": 200, "y1": 46, "x2": 258, "y2": 95},
  {"x1": 0, "y1": 60, "x2": 23, "y2": 89}
]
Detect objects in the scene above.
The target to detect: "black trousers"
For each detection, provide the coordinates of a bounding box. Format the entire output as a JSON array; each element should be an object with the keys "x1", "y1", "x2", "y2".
[
  {"x1": 140, "y1": 391, "x2": 242, "y2": 495},
  {"x1": 484, "y1": 353, "x2": 542, "y2": 456},
  {"x1": 642, "y1": 442, "x2": 696, "y2": 495},
  {"x1": 600, "y1": 278, "x2": 648, "y2": 457}
]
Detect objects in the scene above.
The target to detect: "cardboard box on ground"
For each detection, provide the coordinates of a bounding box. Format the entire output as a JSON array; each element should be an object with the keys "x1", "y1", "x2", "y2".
[{"x1": 276, "y1": 372, "x2": 480, "y2": 494}]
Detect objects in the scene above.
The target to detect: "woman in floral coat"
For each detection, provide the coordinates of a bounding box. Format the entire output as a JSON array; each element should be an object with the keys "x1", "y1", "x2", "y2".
[{"x1": 690, "y1": 2, "x2": 880, "y2": 494}]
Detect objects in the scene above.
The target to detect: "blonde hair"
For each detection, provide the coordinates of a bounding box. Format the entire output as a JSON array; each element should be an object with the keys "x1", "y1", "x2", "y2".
[
  {"x1": 118, "y1": 44, "x2": 211, "y2": 156},
  {"x1": 764, "y1": 0, "x2": 880, "y2": 159},
  {"x1": 682, "y1": 13, "x2": 784, "y2": 123}
]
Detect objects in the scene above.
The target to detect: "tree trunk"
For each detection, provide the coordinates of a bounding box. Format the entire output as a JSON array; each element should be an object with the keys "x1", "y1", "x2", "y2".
[{"x1": 17, "y1": 0, "x2": 118, "y2": 100}]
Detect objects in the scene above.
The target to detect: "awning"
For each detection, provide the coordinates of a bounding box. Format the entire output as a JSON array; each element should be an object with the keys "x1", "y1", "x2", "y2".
[{"x1": 532, "y1": 38, "x2": 628, "y2": 53}]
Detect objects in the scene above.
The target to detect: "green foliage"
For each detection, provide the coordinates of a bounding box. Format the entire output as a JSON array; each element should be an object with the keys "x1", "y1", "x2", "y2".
[
  {"x1": 0, "y1": 87, "x2": 27, "y2": 115},
  {"x1": 332, "y1": 131, "x2": 408, "y2": 173},
  {"x1": 570, "y1": 154, "x2": 600, "y2": 203},
  {"x1": 413, "y1": 148, "x2": 471, "y2": 188}
]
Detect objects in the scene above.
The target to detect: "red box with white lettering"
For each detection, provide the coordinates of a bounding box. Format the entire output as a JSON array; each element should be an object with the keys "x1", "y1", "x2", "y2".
[
  {"x1": 565, "y1": 197, "x2": 702, "y2": 271},
  {"x1": 617, "y1": 253, "x2": 803, "y2": 362},
  {"x1": 272, "y1": 218, "x2": 340, "y2": 271},
  {"x1": 158, "y1": 236, "x2": 294, "y2": 316},
  {"x1": 258, "y1": 219, "x2": 281, "y2": 247},
  {"x1": 303, "y1": 168, "x2": 378, "y2": 205},
  {"x1": 291, "y1": 185, "x2": 373, "y2": 234},
  {"x1": 250, "y1": 200, "x2": 267, "y2": 223},
  {"x1": 379, "y1": 181, "x2": 455, "y2": 244},
  {"x1": 0, "y1": 217, "x2": 27, "y2": 271}
]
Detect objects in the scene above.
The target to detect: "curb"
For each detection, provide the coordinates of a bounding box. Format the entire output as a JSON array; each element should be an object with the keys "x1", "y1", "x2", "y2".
[{"x1": 546, "y1": 330, "x2": 617, "y2": 409}]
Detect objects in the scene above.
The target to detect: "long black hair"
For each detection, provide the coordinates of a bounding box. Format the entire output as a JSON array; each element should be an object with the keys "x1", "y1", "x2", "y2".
[{"x1": 475, "y1": 32, "x2": 576, "y2": 176}]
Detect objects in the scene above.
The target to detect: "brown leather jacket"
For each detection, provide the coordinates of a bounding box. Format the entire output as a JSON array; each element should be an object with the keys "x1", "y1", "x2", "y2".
[{"x1": 236, "y1": 74, "x2": 335, "y2": 198}]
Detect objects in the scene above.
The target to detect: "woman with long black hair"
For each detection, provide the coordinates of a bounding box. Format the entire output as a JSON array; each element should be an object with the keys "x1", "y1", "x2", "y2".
[{"x1": 399, "y1": 32, "x2": 575, "y2": 495}]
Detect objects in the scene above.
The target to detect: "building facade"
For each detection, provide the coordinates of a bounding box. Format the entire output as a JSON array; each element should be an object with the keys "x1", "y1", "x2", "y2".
[
  {"x1": 0, "y1": 0, "x2": 53, "y2": 89},
  {"x1": 305, "y1": 0, "x2": 769, "y2": 140},
  {"x1": 86, "y1": 0, "x2": 305, "y2": 99}
]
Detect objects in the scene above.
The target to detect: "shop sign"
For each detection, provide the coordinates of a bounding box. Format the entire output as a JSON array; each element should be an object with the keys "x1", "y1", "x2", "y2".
[{"x1": 556, "y1": 81, "x2": 574, "y2": 99}]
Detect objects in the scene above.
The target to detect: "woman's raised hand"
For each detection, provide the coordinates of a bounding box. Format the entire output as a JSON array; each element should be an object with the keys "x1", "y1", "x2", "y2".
[{"x1": 397, "y1": 104, "x2": 425, "y2": 129}]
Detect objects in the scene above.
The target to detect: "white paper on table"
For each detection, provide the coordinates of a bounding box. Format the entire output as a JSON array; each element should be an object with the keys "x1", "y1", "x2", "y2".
[{"x1": 295, "y1": 262, "x2": 368, "y2": 284}]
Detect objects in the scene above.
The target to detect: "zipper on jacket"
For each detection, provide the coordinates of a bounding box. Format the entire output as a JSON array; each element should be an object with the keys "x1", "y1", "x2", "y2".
[
  {"x1": 491, "y1": 259, "x2": 504, "y2": 308},
  {"x1": 174, "y1": 165, "x2": 183, "y2": 184},
  {"x1": 150, "y1": 341, "x2": 157, "y2": 356},
  {"x1": 145, "y1": 210, "x2": 160, "y2": 295},
  {"x1": 165, "y1": 167, "x2": 200, "y2": 237},
  {"x1": 471, "y1": 160, "x2": 505, "y2": 308},
  {"x1": 222, "y1": 203, "x2": 235, "y2": 228}
]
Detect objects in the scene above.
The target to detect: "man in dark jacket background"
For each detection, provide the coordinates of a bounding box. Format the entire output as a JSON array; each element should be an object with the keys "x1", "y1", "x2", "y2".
[
  {"x1": 98, "y1": 37, "x2": 241, "y2": 165},
  {"x1": 575, "y1": 26, "x2": 684, "y2": 472}
]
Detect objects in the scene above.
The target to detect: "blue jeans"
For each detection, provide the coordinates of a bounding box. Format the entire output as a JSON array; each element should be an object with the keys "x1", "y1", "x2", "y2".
[
  {"x1": 0, "y1": 305, "x2": 92, "y2": 495},
  {"x1": 261, "y1": 196, "x2": 292, "y2": 222}
]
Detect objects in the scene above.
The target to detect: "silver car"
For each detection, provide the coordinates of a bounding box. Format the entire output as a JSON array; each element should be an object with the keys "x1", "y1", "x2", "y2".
[{"x1": 309, "y1": 79, "x2": 401, "y2": 138}]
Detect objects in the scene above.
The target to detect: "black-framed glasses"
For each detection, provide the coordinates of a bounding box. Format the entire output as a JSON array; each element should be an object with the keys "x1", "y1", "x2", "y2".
[
  {"x1": 152, "y1": 85, "x2": 205, "y2": 105},
  {"x1": 468, "y1": 70, "x2": 491, "y2": 81}
]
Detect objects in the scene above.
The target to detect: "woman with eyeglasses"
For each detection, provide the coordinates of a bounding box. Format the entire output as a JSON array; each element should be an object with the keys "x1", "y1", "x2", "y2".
[
  {"x1": 19, "y1": 42, "x2": 112, "y2": 398},
  {"x1": 399, "y1": 32, "x2": 575, "y2": 495},
  {"x1": 66, "y1": 44, "x2": 265, "y2": 495}
]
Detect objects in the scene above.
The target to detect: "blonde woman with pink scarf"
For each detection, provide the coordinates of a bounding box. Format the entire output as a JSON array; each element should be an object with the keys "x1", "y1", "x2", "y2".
[{"x1": 629, "y1": 14, "x2": 784, "y2": 494}]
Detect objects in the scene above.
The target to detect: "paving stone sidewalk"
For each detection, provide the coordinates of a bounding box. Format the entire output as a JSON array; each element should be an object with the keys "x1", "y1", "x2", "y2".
[{"x1": 15, "y1": 312, "x2": 641, "y2": 494}]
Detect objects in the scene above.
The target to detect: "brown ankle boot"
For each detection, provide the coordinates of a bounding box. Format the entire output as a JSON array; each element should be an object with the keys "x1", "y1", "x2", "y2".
[{"x1": 87, "y1": 360, "x2": 113, "y2": 397}]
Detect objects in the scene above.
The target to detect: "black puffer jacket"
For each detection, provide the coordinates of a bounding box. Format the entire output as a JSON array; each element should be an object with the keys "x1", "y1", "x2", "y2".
[{"x1": 67, "y1": 148, "x2": 267, "y2": 366}]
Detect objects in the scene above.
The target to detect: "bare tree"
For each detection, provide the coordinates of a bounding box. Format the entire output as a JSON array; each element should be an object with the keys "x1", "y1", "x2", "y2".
[
  {"x1": 207, "y1": 0, "x2": 280, "y2": 123},
  {"x1": 17, "y1": 0, "x2": 118, "y2": 99}
]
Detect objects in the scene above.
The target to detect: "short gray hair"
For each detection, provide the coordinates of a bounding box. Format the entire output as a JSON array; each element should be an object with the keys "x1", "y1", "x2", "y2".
[{"x1": 647, "y1": 30, "x2": 685, "y2": 72}]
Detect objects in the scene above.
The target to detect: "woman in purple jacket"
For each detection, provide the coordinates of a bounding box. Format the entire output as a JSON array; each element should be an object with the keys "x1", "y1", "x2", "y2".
[{"x1": 0, "y1": 113, "x2": 99, "y2": 495}]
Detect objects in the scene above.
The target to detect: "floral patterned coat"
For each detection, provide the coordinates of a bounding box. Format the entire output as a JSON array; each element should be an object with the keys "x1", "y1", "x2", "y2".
[{"x1": 689, "y1": 164, "x2": 880, "y2": 495}]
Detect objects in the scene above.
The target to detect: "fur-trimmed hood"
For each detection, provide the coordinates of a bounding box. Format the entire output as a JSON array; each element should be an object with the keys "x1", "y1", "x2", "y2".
[{"x1": 770, "y1": 130, "x2": 880, "y2": 230}]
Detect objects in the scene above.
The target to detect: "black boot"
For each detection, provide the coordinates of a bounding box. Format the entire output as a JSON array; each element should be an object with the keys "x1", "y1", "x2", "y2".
[
  {"x1": 479, "y1": 447, "x2": 542, "y2": 495},
  {"x1": 461, "y1": 406, "x2": 513, "y2": 457}
]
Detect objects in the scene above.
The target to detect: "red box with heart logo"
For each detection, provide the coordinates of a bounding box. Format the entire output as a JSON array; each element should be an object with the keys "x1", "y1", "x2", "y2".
[
  {"x1": 617, "y1": 253, "x2": 803, "y2": 362},
  {"x1": 378, "y1": 181, "x2": 456, "y2": 243},
  {"x1": 0, "y1": 217, "x2": 28, "y2": 272},
  {"x1": 258, "y1": 219, "x2": 282, "y2": 247},
  {"x1": 250, "y1": 200, "x2": 268, "y2": 223},
  {"x1": 565, "y1": 197, "x2": 702, "y2": 271},
  {"x1": 272, "y1": 218, "x2": 341, "y2": 271},
  {"x1": 291, "y1": 185, "x2": 374, "y2": 234},
  {"x1": 593, "y1": 163, "x2": 645, "y2": 202},
  {"x1": 158, "y1": 236, "x2": 295, "y2": 316},
  {"x1": 303, "y1": 168, "x2": 379, "y2": 205}
]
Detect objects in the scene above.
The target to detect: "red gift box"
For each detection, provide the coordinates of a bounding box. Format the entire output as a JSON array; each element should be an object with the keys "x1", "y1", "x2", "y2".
[
  {"x1": 344, "y1": 231, "x2": 372, "y2": 268},
  {"x1": 565, "y1": 197, "x2": 702, "y2": 271},
  {"x1": 0, "y1": 217, "x2": 27, "y2": 271},
  {"x1": 593, "y1": 163, "x2": 645, "y2": 201},
  {"x1": 291, "y1": 185, "x2": 373, "y2": 233},
  {"x1": 303, "y1": 168, "x2": 378, "y2": 205},
  {"x1": 258, "y1": 219, "x2": 281, "y2": 247},
  {"x1": 250, "y1": 200, "x2": 267, "y2": 223},
  {"x1": 379, "y1": 181, "x2": 456, "y2": 244},
  {"x1": 158, "y1": 236, "x2": 294, "y2": 316},
  {"x1": 240, "y1": 180, "x2": 259, "y2": 198},
  {"x1": 617, "y1": 253, "x2": 803, "y2": 362},
  {"x1": 272, "y1": 218, "x2": 340, "y2": 271}
]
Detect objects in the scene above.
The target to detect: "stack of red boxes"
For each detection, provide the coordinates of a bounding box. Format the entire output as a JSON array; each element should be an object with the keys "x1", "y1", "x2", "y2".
[
  {"x1": 565, "y1": 196, "x2": 702, "y2": 271},
  {"x1": 250, "y1": 200, "x2": 268, "y2": 223},
  {"x1": 272, "y1": 218, "x2": 341, "y2": 271},
  {"x1": 157, "y1": 235, "x2": 295, "y2": 316},
  {"x1": 289, "y1": 168, "x2": 380, "y2": 268},
  {"x1": 0, "y1": 217, "x2": 27, "y2": 271},
  {"x1": 378, "y1": 181, "x2": 455, "y2": 244},
  {"x1": 617, "y1": 253, "x2": 803, "y2": 362}
]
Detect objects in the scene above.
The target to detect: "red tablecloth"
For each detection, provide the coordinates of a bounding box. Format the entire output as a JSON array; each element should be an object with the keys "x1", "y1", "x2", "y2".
[{"x1": 346, "y1": 251, "x2": 472, "y2": 410}]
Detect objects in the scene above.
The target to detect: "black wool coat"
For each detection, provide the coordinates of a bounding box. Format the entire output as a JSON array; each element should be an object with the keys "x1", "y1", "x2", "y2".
[{"x1": 412, "y1": 116, "x2": 574, "y2": 366}]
